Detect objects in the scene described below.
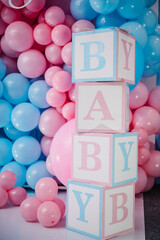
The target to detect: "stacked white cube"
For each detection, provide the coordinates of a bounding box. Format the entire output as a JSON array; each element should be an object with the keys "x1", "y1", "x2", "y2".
[{"x1": 66, "y1": 28, "x2": 138, "y2": 239}]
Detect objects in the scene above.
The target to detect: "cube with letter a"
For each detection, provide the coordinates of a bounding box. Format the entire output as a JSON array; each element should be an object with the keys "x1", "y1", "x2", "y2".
[
  {"x1": 72, "y1": 28, "x2": 135, "y2": 84},
  {"x1": 66, "y1": 180, "x2": 135, "y2": 240},
  {"x1": 75, "y1": 82, "x2": 129, "y2": 133},
  {"x1": 72, "y1": 132, "x2": 138, "y2": 187}
]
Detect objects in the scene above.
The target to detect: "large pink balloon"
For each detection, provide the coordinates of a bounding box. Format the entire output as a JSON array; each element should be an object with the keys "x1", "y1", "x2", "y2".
[
  {"x1": 143, "y1": 150, "x2": 160, "y2": 178},
  {"x1": 148, "y1": 86, "x2": 160, "y2": 113},
  {"x1": 50, "y1": 119, "x2": 75, "y2": 186}
]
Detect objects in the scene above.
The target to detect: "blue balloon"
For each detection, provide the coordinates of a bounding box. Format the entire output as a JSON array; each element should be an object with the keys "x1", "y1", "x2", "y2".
[
  {"x1": 0, "y1": 58, "x2": 6, "y2": 81},
  {"x1": 1, "y1": 161, "x2": 26, "y2": 187},
  {"x1": 0, "y1": 99, "x2": 13, "y2": 128},
  {"x1": 144, "y1": 35, "x2": 160, "y2": 66},
  {"x1": 0, "y1": 138, "x2": 13, "y2": 166},
  {"x1": 12, "y1": 136, "x2": 41, "y2": 165},
  {"x1": 28, "y1": 80, "x2": 50, "y2": 109},
  {"x1": 143, "y1": 62, "x2": 160, "y2": 77},
  {"x1": 11, "y1": 102, "x2": 40, "y2": 132},
  {"x1": 95, "y1": 11, "x2": 126, "y2": 28},
  {"x1": 137, "y1": 8, "x2": 157, "y2": 35},
  {"x1": 4, "y1": 122, "x2": 30, "y2": 141},
  {"x1": 120, "y1": 21, "x2": 147, "y2": 48},
  {"x1": 117, "y1": 0, "x2": 145, "y2": 19},
  {"x1": 153, "y1": 24, "x2": 160, "y2": 36},
  {"x1": 89, "y1": 0, "x2": 120, "y2": 14},
  {"x1": 2, "y1": 73, "x2": 30, "y2": 105},
  {"x1": 0, "y1": 81, "x2": 3, "y2": 97},
  {"x1": 70, "y1": 0, "x2": 98, "y2": 21},
  {"x1": 63, "y1": 64, "x2": 72, "y2": 74},
  {"x1": 145, "y1": 0, "x2": 156, "y2": 7},
  {"x1": 26, "y1": 160, "x2": 52, "y2": 189}
]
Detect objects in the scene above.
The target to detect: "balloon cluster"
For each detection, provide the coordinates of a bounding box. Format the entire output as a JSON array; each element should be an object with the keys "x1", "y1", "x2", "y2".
[{"x1": 20, "y1": 177, "x2": 65, "y2": 227}]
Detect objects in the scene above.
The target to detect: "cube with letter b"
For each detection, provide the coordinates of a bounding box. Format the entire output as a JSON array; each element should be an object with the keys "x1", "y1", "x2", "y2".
[
  {"x1": 72, "y1": 28, "x2": 135, "y2": 84},
  {"x1": 66, "y1": 180, "x2": 135, "y2": 240}
]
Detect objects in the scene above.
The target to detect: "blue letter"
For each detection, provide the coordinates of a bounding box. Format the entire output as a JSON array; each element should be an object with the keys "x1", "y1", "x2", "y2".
[
  {"x1": 72, "y1": 190, "x2": 93, "y2": 223},
  {"x1": 118, "y1": 141, "x2": 134, "y2": 172},
  {"x1": 80, "y1": 41, "x2": 105, "y2": 72}
]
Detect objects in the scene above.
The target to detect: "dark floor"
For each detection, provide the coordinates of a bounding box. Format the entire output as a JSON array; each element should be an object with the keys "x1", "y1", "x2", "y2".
[{"x1": 144, "y1": 185, "x2": 160, "y2": 240}]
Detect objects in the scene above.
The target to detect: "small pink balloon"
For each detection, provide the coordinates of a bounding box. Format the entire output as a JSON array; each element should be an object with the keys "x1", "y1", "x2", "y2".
[
  {"x1": 129, "y1": 82, "x2": 149, "y2": 109},
  {"x1": 1, "y1": 0, "x2": 23, "y2": 7},
  {"x1": 45, "y1": 6, "x2": 65, "y2": 27},
  {"x1": 129, "y1": 109, "x2": 132, "y2": 125},
  {"x1": 0, "y1": 16, "x2": 7, "y2": 36},
  {"x1": 46, "y1": 155, "x2": 55, "y2": 175},
  {"x1": 1, "y1": 35, "x2": 20, "y2": 58},
  {"x1": 33, "y1": 23, "x2": 52, "y2": 46},
  {"x1": 20, "y1": 197, "x2": 41, "y2": 222},
  {"x1": 143, "y1": 150, "x2": 160, "y2": 178},
  {"x1": 41, "y1": 136, "x2": 53, "y2": 157},
  {"x1": 24, "y1": 0, "x2": 46, "y2": 12},
  {"x1": 68, "y1": 84, "x2": 76, "y2": 102},
  {"x1": 0, "y1": 187, "x2": 8, "y2": 208},
  {"x1": 138, "y1": 147, "x2": 150, "y2": 166},
  {"x1": 39, "y1": 108, "x2": 66, "y2": 137},
  {"x1": 38, "y1": 10, "x2": 46, "y2": 24},
  {"x1": 64, "y1": 15, "x2": 76, "y2": 28},
  {"x1": 1, "y1": 6, "x2": 21, "y2": 24},
  {"x1": 5, "y1": 21, "x2": 34, "y2": 52},
  {"x1": 1, "y1": 54, "x2": 18, "y2": 74},
  {"x1": 51, "y1": 24, "x2": 71, "y2": 46},
  {"x1": 17, "y1": 49, "x2": 47, "y2": 78},
  {"x1": 46, "y1": 88, "x2": 67, "y2": 108},
  {"x1": 148, "y1": 86, "x2": 160, "y2": 113},
  {"x1": 22, "y1": 7, "x2": 39, "y2": 19},
  {"x1": 56, "y1": 106, "x2": 63, "y2": 114},
  {"x1": 0, "y1": 170, "x2": 16, "y2": 191},
  {"x1": 62, "y1": 102, "x2": 75, "y2": 120},
  {"x1": 53, "y1": 198, "x2": 66, "y2": 218},
  {"x1": 72, "y1": 19, "x2": 95, "y2": 33},
  {"x1": 135, "y1": 166, "x2": 147, "y2": 194},
  {"x1": 131, "y1": 128, "x2": 148, "y2": 147},
  {"x1": 45, "y1": 43, "x2": 63, "y2": 65},
  {"x1": 132, "y1": 106, "x2": 160, "y2": 135},
  {"x1": 61, "y1": 42, "x2": 72, "y2": 66},
  {"x1": 44, "y1": 66, "x2": 62, "y2": 87},
  {"x1": 8, "y1": 187, "x2": 27, "y2": 206},
  {"x1": 52, "y1": 70, "x2": 72, "y2": 93},
  {"x1": 143, "y1": 176, "x2": 155, "y2": 192},
  {"x1": 143, "y1": 141, "x2": 150, "y2": 150}
]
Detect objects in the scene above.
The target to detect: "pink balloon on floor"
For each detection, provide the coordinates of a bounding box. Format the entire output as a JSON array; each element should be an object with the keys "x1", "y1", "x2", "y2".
[
  {"x1": 61, "y1": 42, "x2": 72, "y2": 66},
  {"x1": 52, "y1": 70, "x2": 72, "y2": 93},
  {"x1": 20, "y1": 197, "x2": 41, "y2": 222},
  {"x1": 0, "y1": 170, "x2": 16, "y2": 191},
  {"x1": 0, "y1": 187, "x2": 8, "y2": 208},
  {"x1": 143, "y1": 176, "x2": 155, "y2": 192},
  {"x1": 72, "y1": 19, "x2": 95, "y2": 33},
  {"x1": 143, "y1": 150, "x2": 160, "y2": 178},
  {"x1": 44, "y1": 66, "x2": 62, "y2": 87},
  {"x1": 131, "y1": 128, "x2": 148, "y2": 147},
  {"x1": 8, "y1": 186, "x2": 27, "y2": 206},
  {"x1": 45, "y1": 6, "x2": 65, "y2": 27},
  {"x1": 135, "y1": 166, "x2": 147, "y2": 194},
  {"x1": 53, "y1": 198, "x2": 66, "y2": 218},
  {"x1": 46, "y1": 88, "x2": 67, "y2": 108},
  {"x1": 148, "y1": 86, "x2": 160, "y2": 113},
  {"x1": 138, "y1": 147, "x2": 150, "y2": 166}
]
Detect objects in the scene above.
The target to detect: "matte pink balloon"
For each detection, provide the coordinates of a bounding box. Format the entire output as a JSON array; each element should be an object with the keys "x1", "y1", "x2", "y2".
[
  {"x1": 129, "y1": 109, "x2": 132, "y2": 125},
  {"x1": 41, "y1": 136, "x2": 52, "y2": 157},
  {"x1": 62, "y1": 102, "x2": 75, "y2": 120},
  {"x1": 5, "y1": 21, "x2": 34, "y2": 52},
  {"x1": 33, "y1": 23, "x2": 52, "y2": 46},
  {"x1": 51, "y1": 24, "x2": 71, "y2": 46},
  {"x1": 148, "y1": 86, "x2": 160, "y2": 113},
  {"x1": 1, "y1": 54, "x2": 18, "y2": 74},
  {"x1": 56, "y1": 106, "x2": 63, "y2": 114},
  {"x1": 61, "y1": 42, "x2": 72, "y2": 66},
  {"x1": 39, "y1": 108, "x2": 66, "y2": 137},
  {"x1": 22, "y1": 7, "x2": 39, "y2": 19},
  {"x1": 68, "y1": 84, "x2": 76, "y2": 102},
  {"x1": 46, "y1": 155, "x2": 55, "y2": 175},
  {"x1": 20, "y1": 197, "x2": 41, "y2": 222},
  {"x1": 46, "y1": 88, "x2": 67, "y2": 108},
  {"x1": 64, "y1": 15, "x2": 76, "y2": 28},
  {"x1": 138, "y1": 147, "x2": 150, "y2": 166},
  {"x1": 143, "y1": 150, "x2": 160, "y2": 177},
  {"x1": 24, "y1": 0, "x2": 46, "y2": 12},
  {"x1": 135, "y1": 166, "x2": 147, "y2": 194},
  {"x1": 53, "y1": 198, "x2": 66, "y2": 218},
  {"x1": 132, "y1": 106, "x2": 160, "y2": 135},
  {"x1": 0, "y1": 170, "x2": 16, "y2": 191},
  {"x1": 44, "y1": 66, "x2": 62, "y2": 87},
  {"x1": 50, "y1": 119, "x2": 75, "y2": 186},
  {"x1": 8, "y1": 187, "x2": 27, "y2": 206},
  {"x1": 143, "y1": 141, "x2": 150, "y2": 150},
  {"x1": 45, "y1": 6, "x2": 65, "y2": 27},
  {"x1": 1, "y1": 0, "x2": 23, "y2": 7},
  {"x1": 38, "y1": 10, "x2": 46, "y2": 24},
  {"x1": 72, "y1": 19, "x2": 95, "y2": 33},
  {"x1": 1, "y1": 6, "x2": 21, "y2": 24},
  {"x1": 52, "y1": 70, "x2": 72, "y2": 93},
  {"x1": 17, "y1": 49, "x2": 47, "y2": 78},
  {"x1": 129, "y1": 82, "x2": 149, "y2": 109},
  {"x1": 1, "y1": 35, "x2": 20, "y2": 58},
  {"x1": 143, "y1": 176, "x2": 155, "y2": 192},
  {"x1": 45, "y1": 43, "x2": 63, "y2": 65},
  {"x1": 131, "y1": 128, "x2": 148, "y2": 147},
  {"x1": 0, "y1": 187, "x2": 8, "y2": 208},
  {"x1": 0, "y1": 16, "x2": 7, "y2": 36}
]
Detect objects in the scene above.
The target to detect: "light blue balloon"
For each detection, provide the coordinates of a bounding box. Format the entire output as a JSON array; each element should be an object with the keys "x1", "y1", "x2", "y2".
[
  {"x1": 0, "y1": 138, "x2": 13, "y2": 166},
  {"x1": 137, "y1": 8, "x2": 157, "y2": 35},
  {"x1": 0, "y1": 81, "x2": 3, "y2": 97},
  {"x1": 26, "y1": 160, "x2": 52, "y2": 189},
  {"x1": 4, "y1": 122, "x2": 30, "y2": 141},
  {"x1": 0, "y1": 58, "x2": 6, "y2": 81},
  {"x1": 70, "y1": 0, "x2": 98, "y2": 21},
  {"x1": 2, "y1": 73, "x2": 30, "y2": 105},
  {"x1": 120, "y1": 21, "x2": 147, "y2": 48},
  {"x1": 117, "y1": 0, "x2": 145, "y2": 19},
  {"x1": 0, "y1": 99, "x2": 13, "y2": 128},
  {"x1": 28, "y1": 80, "x2": 50, "y2": 109},
  {"x1": 63, "y1": 64, "x2": 72, "y2": 74},
  {"x1": 153, "y1": 24, "x2": 160, "y2": 36},
  {"x1": 12, "y1": 136, "x2": 41, "y2": 165},
  {"x1": 144, "y1": 35, "x2": 160, "y2": 66},
  {"x1": 89, "y1": 0, "x2": 120, "y2": 14},
  {"x1": 11, "y1": 102, "x2": 40, "y2": 132},
  {"x1": 95, "y1": 11, "x2": 126, "y2": 28},
  {"x1": 145, "y1": 0, "x2": 156, "y2": 7},
  {"x1": 143, "y1": 63, "x2": 160, "y2": 77},
  {"x1": 1, "y1": 161, "x2": 26, "y2": 187}
]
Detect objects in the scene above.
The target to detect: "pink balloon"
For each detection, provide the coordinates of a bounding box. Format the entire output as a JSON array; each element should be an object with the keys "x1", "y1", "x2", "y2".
[
  {"x1": 0, "y1": 187, "x2": 8, "y2": 208},
  {"x1": 20, "y1": 197, "x2": 41, "y2": 222},
  {"x1": 51, "y1": 24, "x2": 71, "y2": 46},
  {"x1": 129, "y1": 82, "x2": 149, "y2": 109},
  {"x1": 143, "y1": 176, "x2": 155, "y2": 192},
  {"x1": 0, "y1": 170, "x2": 16, "y2": 191},
  {"x1": 0, "y1": 16, "x2": 7, "y2": 36},
  {"x1": 41, "y1": 136, "x2": 52, "y2": 157},
  {"x1": 50, "y1": 119, "x2": 75, "y2": 186},
  {"x1": 64, "y1": 15, "x2": 76, "y2": 28},
  {"x1": 135, "y1": 166, "x2": 147, "y2": 194},
  {"x1": 148, "y1": 86, "x2": 160, "y2": 113},
  {"x1": 45, "y1": 6, "x2": 65, "y2": 27},
  {"x1": 39, "y1": 108, "x2": 66, "y2": 137},
  {"x1": 8, "y1": 187, "x2": 27, "y2": 206},
  {"x1": 62, "y1": 102, "x2": 75, "y2": 120},
  {"x1": 38, "y1": 10, "x2": 46, "y2": 24},
  {"x1": 61, "y1": 42, "x2": 72, "y2": 66},
  {"x1": 143, "y1": 150, "x2": 160, "y2": 177},
  {"x1": 46, "y1": 88, "x2": 67, "y2": 108},
  {"x1": 131, "y1": 128, "x2": 148, "y2": 147},
  {"x1": 45, "y1": 43, "x2": 63, "y2": 65},
  {"x1": 1, "y1": 54, "x2": 18, "y2": 74},
  {"x1": 24, "y1": 0, "x2": 46, "y2": 12},
  {"x1": 46, "y1": 155, "x2": 55, "y2": 175},
  {"x1": 44, "y1": 66, "x2": 62, "y2": 87},
  {"x1": 53, "y1": 198, "x2": 66, "y2": 218},
  {"x1": 33, "y1": 23, "x2": 52, "y2": 46},
  {"x1": 52, "y1": 70, "x2": 72, "y2": 93},
  {"x1": 138, "y1": 147, "x2": 150, "y2": 166},
  {"x1": 132, "y1": 106, "x2": 160, "y2": 135},
  {"x1": 68, "y1": 84, "x2": 76, "y2": 102},
  {"x1": 0, "y1": 2, "x2": 3, "y2": 10},
  {"x1": 1, "y1": 35, "x2": 20, "y2": 58},
  {"x1": 1, "y1": 0, "x2": 23, "y2": 7},
  {"x1": 22, "y1": 7, "x2": 39, "y2": 19},
  {"x1": 17, "y1": 49, "x2": 47, "y2": 78},
  {"x1": 1, "y1": 6, "x2": 21, "y2": 24},
  {"x1": 129, "y1": 109, "x2": 132, "y2": 125},
  {"x1": 5, "y1": 21, "x2": 34, "y2": 52},
  {"x1": 72, "y1": 19, "x2": 95, "y2": 33},
  {"x1": 143, "y1": 141, "x2": 150, "y2": 150}
]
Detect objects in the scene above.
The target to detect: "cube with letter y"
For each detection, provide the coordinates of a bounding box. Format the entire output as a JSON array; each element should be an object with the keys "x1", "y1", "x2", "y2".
[
  {"x1": 72, "y1": 28, "x2": 135, "y2": 84},
  {"x1": 66, "y1": 180, "x2": 135, "y2": 240}
]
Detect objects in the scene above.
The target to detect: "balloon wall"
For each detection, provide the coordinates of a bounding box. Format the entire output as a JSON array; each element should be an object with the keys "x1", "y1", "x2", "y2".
[{"x1": 0, "y1": 0, "x2": 160, "y2": 195}]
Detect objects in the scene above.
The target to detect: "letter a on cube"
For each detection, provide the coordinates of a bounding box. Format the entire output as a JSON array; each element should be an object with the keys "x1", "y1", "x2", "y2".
[
  {"x1": 66, "y1": 180, "x2": 135, "y2": 239},
  {"x1": 72, "y1": 28, "x2": 135, "y2": 84}
]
